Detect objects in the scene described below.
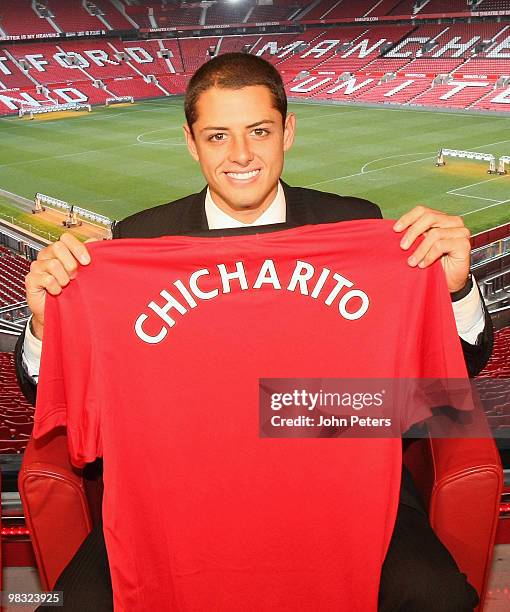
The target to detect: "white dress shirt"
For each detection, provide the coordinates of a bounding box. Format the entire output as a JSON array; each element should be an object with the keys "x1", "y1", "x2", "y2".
[{"x1": 22, "y1": 184, "x2": 485, "y2": 380}]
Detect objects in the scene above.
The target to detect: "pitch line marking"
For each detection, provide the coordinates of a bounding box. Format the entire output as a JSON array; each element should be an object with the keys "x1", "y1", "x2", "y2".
[
  {"x1": 136, "y1": 127, "x2": 185, "y2": 145},
  {"x1": 0, "y1": 130, "x2": 185, "y2": 169},
  {"x1": 450, "y1": 193, "x2": 502, "y2": 203},
  {"x1": 460, "y1": 199, "x2": 510, "y2": 216},
  {"x1": 305, "y1": 154, "x2": 437, "y2": 187},
  {"x1": 307, "y1": 136, "x2": 510, "y2": 188},
  {"x1": 361, "y1": 153, "x2": 436, "y2": 174},
  {"x1": 447, "y1": 175, "x2": 506, "y2": 193}
]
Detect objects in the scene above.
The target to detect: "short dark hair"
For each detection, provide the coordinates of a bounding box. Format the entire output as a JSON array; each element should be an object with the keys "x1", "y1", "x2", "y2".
[{"x1": 184, "y1": 52, "x2": 287, "y2": 130}]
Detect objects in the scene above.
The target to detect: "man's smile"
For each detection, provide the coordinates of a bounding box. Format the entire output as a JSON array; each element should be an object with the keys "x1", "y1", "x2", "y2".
[{"x1": 225, "y1": 169, "x2": 261, "y2": 181}]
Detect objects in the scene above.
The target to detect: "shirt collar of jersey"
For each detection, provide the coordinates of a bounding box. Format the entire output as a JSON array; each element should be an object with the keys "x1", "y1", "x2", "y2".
[{"x1": 205, "y1": 182, "x2": 286, "y2": 229}]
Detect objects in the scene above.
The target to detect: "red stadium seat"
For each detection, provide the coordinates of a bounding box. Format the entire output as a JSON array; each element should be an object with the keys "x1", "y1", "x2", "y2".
[{"x1": 19, "y1": 423, "x2": 502, "y2": 609}]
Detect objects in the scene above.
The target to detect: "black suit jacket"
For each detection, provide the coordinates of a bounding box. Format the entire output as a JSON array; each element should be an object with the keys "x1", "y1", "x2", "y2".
[{"x1": 15, "y1": 181, "x2": 493, "y2": 401}]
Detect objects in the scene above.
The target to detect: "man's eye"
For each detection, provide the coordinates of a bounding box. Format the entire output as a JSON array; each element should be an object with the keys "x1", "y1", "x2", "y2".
[
  {"x1": 210, "y1": 133, "x2": 226, "y2": 141},
  {"x1": 252, "y1": 128, "x2": 269, "y2": 137}
]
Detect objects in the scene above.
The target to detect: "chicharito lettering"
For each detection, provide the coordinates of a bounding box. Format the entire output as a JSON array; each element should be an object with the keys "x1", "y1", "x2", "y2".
[{"x1": 134, "y1": 259, "x2": 370, "y2": 344}]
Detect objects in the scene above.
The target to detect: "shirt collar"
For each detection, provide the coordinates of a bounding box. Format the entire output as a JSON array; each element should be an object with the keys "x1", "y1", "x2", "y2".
[{"x1": 205, "y1": 182, "x2": 286, "y2": 229}]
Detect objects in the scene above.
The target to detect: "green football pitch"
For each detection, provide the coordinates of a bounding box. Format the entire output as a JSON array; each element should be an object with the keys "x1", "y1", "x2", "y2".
[{"x1": 0, "y1": 98, "x2": 509, "y2": 236}]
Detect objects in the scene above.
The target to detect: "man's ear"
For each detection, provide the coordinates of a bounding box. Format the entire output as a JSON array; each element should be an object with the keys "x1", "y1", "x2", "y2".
[
  {"x1": 283, "y1": 112, "x2": 296, "y2": 152},
  {"x1": 183, "y1": 124, "x2": 199, "y2": 162}
]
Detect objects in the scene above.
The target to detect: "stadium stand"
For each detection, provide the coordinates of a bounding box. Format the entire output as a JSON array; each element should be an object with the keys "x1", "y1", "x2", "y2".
[
  {"x1": 105, "y1": 76, "x2": 166, "y2": 99},
  {"x1": 57, "y1": 39, "x2": 142, "y2": 80},
  {"x1": 124, "y1": 6, "x2": 152, "y2": 30},
  {"x1": 422, "y1": 0, "x2": 471, "y2": 14},
  {"x1": 397, "y1": 58, "x2": 465, "y2": 75},
  {"x1": 479, "y1": 327, "x2": 510, "y2": 378},
  {"x1": 246, "y1": 5, "x2": 293, "y2": 22},
  {"x1": 0, "y1": 352, "x2": 33, "y2": 454},
  {"x1": 362, "y1": 58, "x2": 413, "y2": 74},
  {"x1": 150, "y1": 4, "x2": 203, "y2": 28},
  {"x1": 307, "y1": 25, "x2": 415, "y2": 73},
  {"x1": 6, "y1": 43, "x2": 91, "y2": 85},
  {"x1": 250, "y1": 31, "x2": 325, "y2": 67},
  {"x1": 1, "y1": 12, "x2": 510, "y2": 114},
  {"x1": 420, "y1": 22, "x2": 505, "y2": 57},
  {"x1": 367, "y1": 0, "x2": 404, "y2": 17},
  {"x1": 327, "y1": 0, "x2": 400, "y2": 19},
  {"x1": 93, "y1": 0, "x2": 137, "y2": 31},
  {"x1": 206, "y1": 2, "x2": 250, "y2": 26},
  {"x1": 179, "y1": 36, "x2": 219, "y2": 73},
  {"x1": 478, "y1": 0, "x2": 510, "y2": 9},
  {"x1": 471, "y1": 87, "x2": 510, "y2": 111},
  {"x1": 0, "y1": 53, "x2": 37, "y2": 90},
  {"x1": 285, "y1": 74, "x2": 338, "y2": 99},
  {"x1": 46, "y1": 0, "x2": 105, "y2": 34},
  {"x1": 353, "y1": 76, "x2": 432, "y2": 104},
  {"x1": 120, "y1": 39, "x2": 185, "y2": 75},
  {"x1": 0, "y1": 247, "x2": 30, "y2": 308},
  {"x1": 388, "y1": 0, "x2": 418, "y2": 16},
  {"x1": 412, "y1": 81, "x2": 494, "y2": 109},
  {"x1": 155, "y1": 74, "x2": 188, "y2": 95},
  {"x1": 454, "y1": 59, "x2": 510, "y2": 78},
  {"x1": 65, "y1": 80, "x2": 110, "y2": 104},
  {"x1": 216, "y1": 35, "x2": 261, "y2": 55},
  {"x1": 0, "y1": 0, "x2": 58, "y2": 37}
]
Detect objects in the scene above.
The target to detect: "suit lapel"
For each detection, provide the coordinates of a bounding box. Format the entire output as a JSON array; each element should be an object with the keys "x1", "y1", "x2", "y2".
[
  {"x1": 282, "y1": 181, "x2": 316, "y2": 227},
  {"x1": 179, "y1": 187, "x2": 209, "y2": 231}
]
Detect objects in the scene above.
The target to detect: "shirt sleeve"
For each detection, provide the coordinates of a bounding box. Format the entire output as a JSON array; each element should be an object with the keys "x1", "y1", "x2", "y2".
[
  {"x1": 34, "y1": 287, "x2": 102, "y2": 468},
  {"x1": 21, "y1": 316, "x2": 42, "y2": 382},
  {"x1": 452, "y1": 277, "x2": 486, "y2": 345}
]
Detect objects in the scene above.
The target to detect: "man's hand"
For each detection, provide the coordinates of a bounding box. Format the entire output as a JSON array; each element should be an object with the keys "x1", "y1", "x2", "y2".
[
  {"x1": 393, "y1": 206, "x2": 471, "y2": 293},
  {"x1": 25, "y1": 233, "x2": 95, "y2": 340}
]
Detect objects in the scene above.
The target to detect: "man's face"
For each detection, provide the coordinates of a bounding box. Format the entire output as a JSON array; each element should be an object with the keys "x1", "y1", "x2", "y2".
[{"x1": 184, "y1": 85, "x2": 295, "y2": 223}]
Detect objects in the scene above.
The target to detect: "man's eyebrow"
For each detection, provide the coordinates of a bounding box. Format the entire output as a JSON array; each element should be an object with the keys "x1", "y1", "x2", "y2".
[
  {"x1": 246, "y1": 120, "x2": 275, "y2": 128},
  {"x1": 201, "y1": 120, "x2": 275, "y2": 132}
]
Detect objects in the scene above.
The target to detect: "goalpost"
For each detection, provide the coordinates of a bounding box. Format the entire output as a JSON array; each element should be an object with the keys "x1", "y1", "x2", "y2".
[
  {"x1": 105, "y1": 96, "x2": 134, "y2": 106},
  {"x1": 18, "y1": 102, "x2": 91, "y2": 119},
  {"x1": 436, "y1": 148, "x2": 497, "y2": 174},
  {"x1": 33, "y1": 193, "x2": 114, "y2": 237}
]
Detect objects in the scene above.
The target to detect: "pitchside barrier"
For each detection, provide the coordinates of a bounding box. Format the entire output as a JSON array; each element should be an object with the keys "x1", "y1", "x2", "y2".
[
  {"x1": 18, "y1": 102, "x2": 91, "y2": 119},
  {"x1": 34, "y1": 193, "x2": 114, "y2": 236},
  {"x1": 436, "y1": 149, "x2": 497, "y2": 174},
  {"x1": 106, "y1": 96, "x2": 134, "y2": 106}
]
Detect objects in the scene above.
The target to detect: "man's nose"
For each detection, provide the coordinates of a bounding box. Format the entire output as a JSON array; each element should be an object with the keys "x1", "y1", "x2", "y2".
[{"x1": 228, "y1": 135, "x2": 253, "y2": 166}]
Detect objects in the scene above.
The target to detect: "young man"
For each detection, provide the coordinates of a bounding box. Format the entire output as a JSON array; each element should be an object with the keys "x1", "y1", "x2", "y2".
[{"x1": 18, "y1": 53, "x2": 490, "y2": 611}]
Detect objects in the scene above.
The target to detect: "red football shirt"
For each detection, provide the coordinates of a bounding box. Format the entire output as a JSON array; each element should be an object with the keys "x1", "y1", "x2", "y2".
[{"x1": 34, "y1": 220, "x2": 468, "y2": 611}]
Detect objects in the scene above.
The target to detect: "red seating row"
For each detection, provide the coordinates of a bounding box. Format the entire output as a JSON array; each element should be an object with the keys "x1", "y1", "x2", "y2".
[
  {"x1": 46, "y1": 0, "x2": 104, "y2": 33},
  {"x1": 421, "y1": 0, "x2": 469, "y2": 14},
  {"x1": 105, "y1": 77, "x2": 165, "y2": 99},
  {"x1": 93, "y1": 0, "x2": 134, "y2": 31},
  {"x1": 0, "y1": 352, "x2": 34, "y2": 453},
  {"x1": 206, "y1": 3, "x2": 248, "y2": 26},
  {"x1": 0, "y1": 250, "x2": 30, "y2": 307},
  {"x1": 2, "y1": 28, "x2": 510, "y2": 115},
  {"x1": 246, "y1": 6, "x2": 292, "y2": 22},
  {"x1": 388, "y1": 0, "x2": 416, "y2": 15},
  {"x1": 478, "y1": 0, "x2": 510, "y2": 9},
  {"x1": 479, "y1": 327, "x2": 510, "y2": 378},
  {"x1": 2, "y1": 0, "x2": 507, "y2": 39},
  {"x1": 0, "y1": 0, "x2": 132, "y2": 37},
  {"x1": 0, "y1": 0, "x2": 56, "y2": 37}
]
